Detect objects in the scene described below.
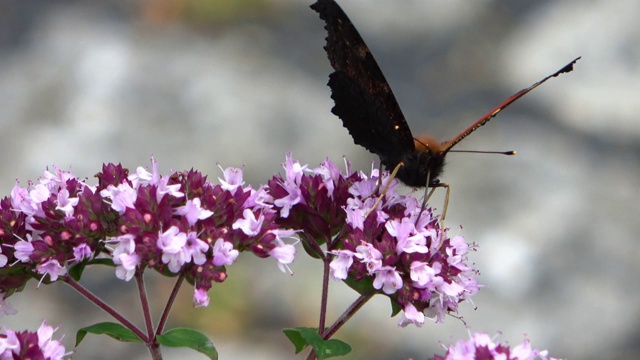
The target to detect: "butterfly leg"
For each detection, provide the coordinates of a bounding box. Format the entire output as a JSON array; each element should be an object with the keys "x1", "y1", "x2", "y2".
[
  {"x1": 439, "y1": 182, "x2": 451, "y2": 221},
  {"x1": 417, "y1": 181, "x2": 450, "y2": 226},
  {"x1": 419, "y1": 186, "x2": 437, "y2": 216}
]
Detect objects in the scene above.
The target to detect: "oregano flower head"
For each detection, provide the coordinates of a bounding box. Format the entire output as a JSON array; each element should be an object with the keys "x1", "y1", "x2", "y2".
[
  {"x1": 0, "y1": 159, "x2": 299, "y2": 307},
  {"x1": 266, "y1": 155, "x2": 479, "y2": 326}
]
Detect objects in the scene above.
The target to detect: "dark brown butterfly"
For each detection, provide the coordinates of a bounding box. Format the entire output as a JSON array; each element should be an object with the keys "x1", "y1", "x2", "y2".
[{"x1": 311, "y1": 0, "x2": 579, "y2": 188}]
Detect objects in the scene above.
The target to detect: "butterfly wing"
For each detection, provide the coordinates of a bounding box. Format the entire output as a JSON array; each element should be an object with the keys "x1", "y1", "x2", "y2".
[{"x1": 311, "y1": 0, "x2": 415, "y2": 164}]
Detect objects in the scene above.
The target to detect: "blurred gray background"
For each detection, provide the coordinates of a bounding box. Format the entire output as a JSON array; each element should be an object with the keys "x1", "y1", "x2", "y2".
[{"x1": 1, "y1": 0, "x2": 638, "y2": 359}]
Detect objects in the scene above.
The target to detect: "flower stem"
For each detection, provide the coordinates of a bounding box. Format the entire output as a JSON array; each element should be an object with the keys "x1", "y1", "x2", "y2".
[
  {"x1": 323, "y1": 292, "x2": 373, "y2": 340},
  {"x1": 148, "y1": 342, "x2": 163, "y2": 360},
  {"x1": 306, "y1": 283, "x2": 374, "y2": 360},
  {"x1": 318, "y1": 255, "x2": 331, "y2": 335},
  {"x1": 156, "y1": 273, "x2": 184, "y2": 335},
  {"x1": 62, "y1": 275, "x2": 148, "y2": 342},
  {"x1": 134, "y1": 269, "x2": 155, "y2": 341}
]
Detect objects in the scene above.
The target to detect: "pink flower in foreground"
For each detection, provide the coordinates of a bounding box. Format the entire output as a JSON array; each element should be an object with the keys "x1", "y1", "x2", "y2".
[
  {"x1": 232, "y1": 209, "x2": 264, "y2": 236},
  {"x1": 212, "y1": 238, "x2": 239, "y2": 267},
  {"x1": 431, "y1": 332, "x2": 561, "y2": 360},
  {"x1": 193, "y1": 287, "x2": 210, "y2": 308},
  {"x1": 100, "y1": 183, "x2": 136, "y2": 214},
  {"x1": 328, "y1": 250, "x2": 354, "y2": 281},
  {"x1": 218, "y1": 166, "x2": 245, "y2": 192},
  {"x1": 268, "y1": 229, "x2": 297, "y2": 273},
  {"x1": 373, "y1": 266, "x2": 403, "y2": 295},
  {"x1": 174, "y1": 198, "x2": 213, "y2": 226},
  {"x1": 35, "y1": 259, "x2": 67, "y2": 282},
  {"x1": 0, "y1": 321, "x2": 66, "y2": 360}
]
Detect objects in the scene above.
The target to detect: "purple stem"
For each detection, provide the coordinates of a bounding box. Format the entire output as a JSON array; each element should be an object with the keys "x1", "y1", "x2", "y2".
[
  {"x1": 134, "y1": 270, "x2": 155, "y2": 340},
  {"x1": 156, "y1": 273, "x2": 184, "y2": 335},
  {"x1": 318, "y1": 256, "x2": 331, "y2": 335},
  {"x1": 323, "y1": 293, "x2": 373, "y2": 340},
  {"x1": 62, "y1": 275, "x2": 148, "y2": 342}
]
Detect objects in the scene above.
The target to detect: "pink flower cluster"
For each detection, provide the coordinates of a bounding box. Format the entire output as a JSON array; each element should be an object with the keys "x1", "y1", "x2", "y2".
[
  {"x1": 0, "y1": 159, "x2": 297, "y2": 307},
  {"x1": 0, "y1": 154, "x2": 478, "y2": 327},
  {"x1": 433, "y1": 332, "x2": 560, "y2": 360},
  {"x1": 266, "y1": 155, "x2": 479, "y2": 326},
  {"x1": 0, "y1": 321, "x2": 66, "y2": 360}
]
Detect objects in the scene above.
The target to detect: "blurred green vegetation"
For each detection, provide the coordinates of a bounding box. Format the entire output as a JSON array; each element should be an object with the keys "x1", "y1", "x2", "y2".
[{"x1": 140, "y1": 0, "x2": 274, "y2": 26}]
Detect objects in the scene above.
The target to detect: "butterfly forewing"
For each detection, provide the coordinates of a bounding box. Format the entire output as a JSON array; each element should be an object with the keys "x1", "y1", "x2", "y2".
[{"x1": 311, "y1": 0, "x2": 415, "y2": 161}]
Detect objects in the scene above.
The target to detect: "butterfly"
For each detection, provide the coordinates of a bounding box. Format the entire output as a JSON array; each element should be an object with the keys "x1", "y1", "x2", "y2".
[{"x1": 311, "y1": 0, "x2": 579, "y2": 189}]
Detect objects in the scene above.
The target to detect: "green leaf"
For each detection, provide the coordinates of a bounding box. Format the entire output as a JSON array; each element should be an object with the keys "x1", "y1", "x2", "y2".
[
  {"x1": 76, "y1": 322, "x2": 142, "y2": 346},
  {"x1": 0, "y1": 266, "x2": 32, "y2": 296},
  {"x1": 283, "y1": 328, "x2": 308, "y2": 353},
  {"x1": 69, "y1": 258, "x2": 115, "y2": 280},
  {"x1": 389, "y1": 297, "x2": 402, "y2": 317},
  {"x1": 157, "y1": 327, "x2": 218, "y2": 360},
  {"x1": 283, "y1": 327, "x2": 351, "y2": 359},
  {"x1": 343, "y1": 276, "x2": 375, "y2": 296},
  {"x1": 68, "y1": 262, "x2": 86, "y2": 281},
  {"x1": 86, "y1": 258, "x2": 116, "y2": 267}
]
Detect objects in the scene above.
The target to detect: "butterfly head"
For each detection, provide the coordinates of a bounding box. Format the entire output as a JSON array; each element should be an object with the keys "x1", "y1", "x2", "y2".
[{"x1": 384, "y1": 135, "x2": 449, "y2": 188}]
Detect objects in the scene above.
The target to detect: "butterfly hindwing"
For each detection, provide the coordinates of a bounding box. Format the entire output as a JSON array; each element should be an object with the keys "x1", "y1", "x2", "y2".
[
  {"x1": 311, "y1": 0, "x2": 415, "y2": 162},
  {"x1": 327, "y1": 71, "x2": 398, "y2": 160}
]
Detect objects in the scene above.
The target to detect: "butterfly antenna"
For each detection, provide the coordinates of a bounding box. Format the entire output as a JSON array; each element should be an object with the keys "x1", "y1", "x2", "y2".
[
  {"x1": 442, "y1": 56, "x2": 581, "y2": 153},
  {"x1": 448, "y1": 150, "x2": 517, "y2": 155}
]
